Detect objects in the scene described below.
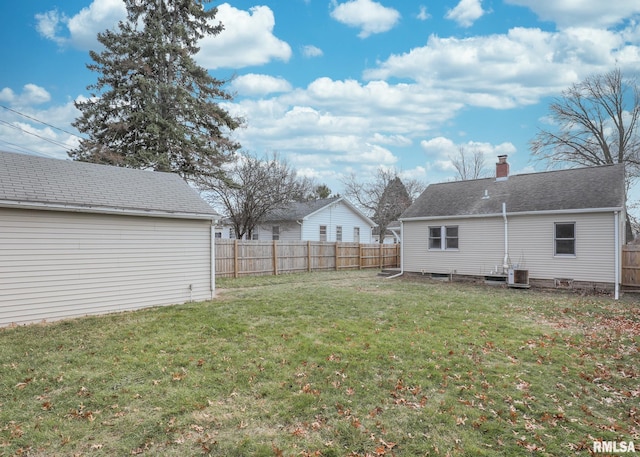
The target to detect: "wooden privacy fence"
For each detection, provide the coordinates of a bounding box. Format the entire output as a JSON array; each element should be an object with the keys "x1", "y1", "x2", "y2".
[
  {"x1": 215, "y1": 240, "x2": 400, "y2": 278},
  {"x1": 622, "y1": 244, "x2": 640, "y2": 287}
]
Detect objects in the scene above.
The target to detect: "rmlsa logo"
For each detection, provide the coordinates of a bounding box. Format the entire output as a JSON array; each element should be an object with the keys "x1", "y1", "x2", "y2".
[{"x1": 593, "y1": 441, "x2": 636, "y2": 453}]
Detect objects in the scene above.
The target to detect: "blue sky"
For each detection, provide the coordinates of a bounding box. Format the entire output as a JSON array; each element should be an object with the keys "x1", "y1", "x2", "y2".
[{"x1": 1, "y1": 0, "x2": 640, "y2": 197}]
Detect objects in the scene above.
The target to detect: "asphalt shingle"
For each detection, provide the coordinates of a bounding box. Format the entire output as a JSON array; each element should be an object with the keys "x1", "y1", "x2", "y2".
[
  {"x1": 401, "y1": 164, "x2": 626, "y2": 219},
  {"x1": 0, "y1": 151, "x2": 218, "y2": 217}
]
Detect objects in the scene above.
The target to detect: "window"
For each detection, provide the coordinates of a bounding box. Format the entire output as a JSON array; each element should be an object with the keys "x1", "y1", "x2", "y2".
[
  {"x1": 215, "y1": 231, "x2": 222, "y2": 239},
  {"x1": 353, "y1": 227, "x2": 360, "y2": 243},
  {"x1": 445, "y1": 226, "x2": 458, "y2": 249},
  {"x1": 320, "y1": 225, "x2": 327, "y2": 241},
  {"x1": 429, "y1": 225, "x2": 458, "y2": 250},
  {"x1": 251, "y1": 232, "x2": 259, "y2": 240},
  {"x1": 555, "y1": 222, "x2": 575, "y2": 256},
  {"x1": 272, "y1": 226, "x2": 280, "y2": 241},
  {"x1": 336, "y1": 226, "x2": 342, "y2": 242},
  {"x1": 229, "y1": 228, "x2": 235, "y2": 239},
  {"x1": 429, "y1": 227, "x2": 442, "y2": 249}
]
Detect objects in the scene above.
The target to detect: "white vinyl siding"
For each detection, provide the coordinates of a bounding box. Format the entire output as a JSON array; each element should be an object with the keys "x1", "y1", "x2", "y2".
[
  {"x1": 403, "y1": 212, "x2": 619, "y2": 283},
  {"x1": 301, "y1": 200, "x2": 373, "y2": 243},
  {"x1": 255, "y1": 222, "x2": 301, "y2": 242},
  {"x1": 0, "y1": 208, "x2": 213, "y2": 326}
]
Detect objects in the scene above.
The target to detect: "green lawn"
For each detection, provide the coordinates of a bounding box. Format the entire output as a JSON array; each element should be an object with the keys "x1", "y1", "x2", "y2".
[{"x1": 0, "y1": 271, "x2": 638, "y2": 456}]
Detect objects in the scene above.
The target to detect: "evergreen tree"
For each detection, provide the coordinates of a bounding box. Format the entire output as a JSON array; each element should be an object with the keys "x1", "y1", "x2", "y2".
[
  {"x1": 342, "y1": 170, "x2": 421, "y2": 244},
  {"x1": 71, "y1": 0, "x2": 242, "y2": 181},
  {"x1": 373, "y1": 176, "x2": 412, "y2": 243}
]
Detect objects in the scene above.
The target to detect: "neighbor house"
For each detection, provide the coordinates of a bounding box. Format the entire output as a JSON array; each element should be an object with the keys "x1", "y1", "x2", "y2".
[
  {"x1": 0, "y1": 151, "x2": 220, "y2": 326},
  {"x1": 399, "y1": 156, "x2": 626, "y2": 296},
  {"x1": 244, "y1": 197, "x2": 376, "y2": 243},
  {"x1": 372, "y1": 220, "x2": 401, "y2": 244}
]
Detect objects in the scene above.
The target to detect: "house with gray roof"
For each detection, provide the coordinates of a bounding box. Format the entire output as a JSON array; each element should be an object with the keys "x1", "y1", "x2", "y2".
[
  {"x1": 0, "y1": 151, "x2": 220, "y2": 326},
  {"x1": 218, "y1": 197, "x2": 376, "y2": 243},
  {"x1": 399, "y1": 156, "x2": 627, "y2": 296}
]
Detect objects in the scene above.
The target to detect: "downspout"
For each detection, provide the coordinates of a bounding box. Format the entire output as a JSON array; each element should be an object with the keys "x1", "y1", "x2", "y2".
[
  {"x1": 502, "y1": 202, "x2": 509, "y2": 272},
  {"x1": 386, "y1": 221, "x2": 404, "y2": 279},
  {"x1": 211, "y1": 223, "x2": 216, "y2": 299},
  {"x1": 614, "y1": 211, "x2": 620, "y2": 300}
]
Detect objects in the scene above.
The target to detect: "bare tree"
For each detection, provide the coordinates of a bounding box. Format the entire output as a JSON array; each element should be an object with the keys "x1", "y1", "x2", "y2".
[
  {"x1": 342, "y1": 169, "x2": 426, "y2": 243},
  {"x1": 531, "y1": 68, "x2": 640, "y2": 183},
  {"x1": 200, "y1": 152, "x2": 311, "y2": 239},
  {"x1": 450, "y1": 145, "x2": 488, "y2": 180}
]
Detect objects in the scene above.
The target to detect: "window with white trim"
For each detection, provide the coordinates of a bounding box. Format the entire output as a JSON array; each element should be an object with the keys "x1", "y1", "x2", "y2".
[
  {"x1": 429, "y1": 225, "x2": 458, "y2": 250},
  {"x1": 555, "y1": 222, "x2": 575, "y2": 256},
  {"x1": 272, "y1": 225, "x2": 280, "y2": 241},
  {"x1": 336, "y1": 226, "x2": 342, "y2": 242},
  {"x1": 353, "y1": 227, "x2": 360, "y2": 243},
  {"x1": 320, "y1": 225, "x2": 327, "y2": 241}
]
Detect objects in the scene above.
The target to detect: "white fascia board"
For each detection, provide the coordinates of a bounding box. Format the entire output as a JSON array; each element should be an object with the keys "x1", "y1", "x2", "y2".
[
  {"x1": 0, "y1": 200, "x2": 220, "y2": 222},
  {"x1": 400, "y1": 206, "x2": 625, "y2": 222}
]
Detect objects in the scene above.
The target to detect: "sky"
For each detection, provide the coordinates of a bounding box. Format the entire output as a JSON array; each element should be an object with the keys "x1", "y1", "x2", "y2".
[{"x1": 1, "y1": 0, "x2": 640, "y2": 198}]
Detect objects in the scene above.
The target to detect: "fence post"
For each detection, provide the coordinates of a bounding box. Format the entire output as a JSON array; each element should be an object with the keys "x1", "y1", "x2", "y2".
[
  {"x1": 307, "y1": 241, "x2": 312, "y2": 272},
  {"x1": 273, "y1": 240, "x2": 278, "y2": 276},
  {"x1": 335, "y1": 242, "x2": 340, "y2": 271},
  {"x1": 233, "y1": 239, "x2": 239, "y2": 278}
]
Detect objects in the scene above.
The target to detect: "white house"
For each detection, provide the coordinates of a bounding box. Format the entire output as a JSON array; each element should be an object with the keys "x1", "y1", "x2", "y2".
[
  {"x1": 0, "y1": 151, "x2": 220, "y2": 326},
  {"x1": 399, "y1": 156, "x2": 627, "y2": 296},
  {"x1": 226, "y1": 197, "x2": 376, "y2": 243},
  {"x1": 372, "y1": 220, "x2": 401, "y2": 244}
]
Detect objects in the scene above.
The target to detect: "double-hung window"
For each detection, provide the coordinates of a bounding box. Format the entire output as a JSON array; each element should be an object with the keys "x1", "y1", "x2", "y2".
[
  {"x1": 272, "y1": 225, "x2": 280, "y2": 241},
  {"x1": 429, "y1": 225, "x2": 458, "y2": 250},
  {"x1": 336, "y1": 226, "x2": 343, "y2": 242},
  {"x1": 319, "y1": 225, "x2": 327, "y2": 241},
  {"x1": 555, "y1": 222, "x2": 575, "y2": 256}
]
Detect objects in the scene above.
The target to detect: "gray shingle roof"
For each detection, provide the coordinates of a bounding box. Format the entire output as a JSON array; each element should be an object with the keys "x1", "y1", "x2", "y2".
[
  {"x1": 0, "y1": 151, "x2": 218, "y2": 218},
  {"x1": 401, "y1": 164, "x2": 626, "y2": 219},
  {"x1": 263, "y1": 197, "x2": 342, "y2": 221}
]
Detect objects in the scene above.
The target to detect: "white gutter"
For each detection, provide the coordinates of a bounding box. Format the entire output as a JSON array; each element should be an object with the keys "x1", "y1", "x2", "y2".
[
  {"x1": 386, "y1": 221, "x2": 404, "y2": 279},
  {"x1": 502, "y1": 202, "x2": 509, "y2": 271},
  {"x1": 0, "y1": 200, "x2": 219, "y2": 221},
  {"x1": 614, "y1": 211, "x2": 620, "y2": 300},
  {"x1": 400, "y1": 206, "x2": 625, "y2": 222}
]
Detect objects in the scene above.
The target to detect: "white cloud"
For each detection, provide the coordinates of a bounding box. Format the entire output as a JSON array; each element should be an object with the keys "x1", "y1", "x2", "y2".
[
  {"x1": 197, "y1": 4, "x2": 292, "y2": 69},
  {"x1": 0, "y1": 96, "x2": 81, "y2": 160},
  {"x1": 363, "y1": 26, "x2": 640, "y2": 109},
  {"x1": 35, "y1": 10, "x2": 69, "y2": 46},
  {"x1": 0, "y1": 84, "x2": 51, "y2": 106},
  {"x1": 445, "y1": 0, "x2": 485, "y2": 28},
  {"x1": 330, "y1": 0, "x2": 401, "y2": 38},
  {"x1": 230, "y1": 74, "x2": 292, "y2": 96},
  {"x1": 417, "y1": 6, "x2": 431, "y2": 21},
  {"x1": 35, "y1": 0, "x2": 125, "y2": 49},
  {"x1": 302, "y1": 45, "x2": 324, "y2": 58},
  {"x1": 420, "y1": 137, "x2": 517, "y2": 173},
  {"x1": 65, "y1": 0, "x2": 126, "y2": 49},
  {"x1": 505, "y1": 0, "x2": 640, "y2": 28},
  {"x1": 35, "y1": 1, "x2": 291, "y2": 69}
]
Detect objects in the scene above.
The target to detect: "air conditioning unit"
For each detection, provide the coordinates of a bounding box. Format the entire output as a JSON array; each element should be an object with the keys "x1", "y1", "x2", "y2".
[{"x1": 508, "y1": 269, "x2": 530, "y2": 288}]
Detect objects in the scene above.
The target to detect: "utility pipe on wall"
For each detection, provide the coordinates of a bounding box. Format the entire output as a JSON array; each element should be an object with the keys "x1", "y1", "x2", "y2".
[
  {"x1": 614, "y1": 211, "x2": 620, "y2": 300},
  {"x1": 502, "y1": 202, "x2": 509, "y2": 272}
]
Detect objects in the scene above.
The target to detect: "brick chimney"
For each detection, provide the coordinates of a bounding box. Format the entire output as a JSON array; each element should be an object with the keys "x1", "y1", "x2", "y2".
[{"x1": 496, "y1": 155, "x2": 509, "y2": 180}]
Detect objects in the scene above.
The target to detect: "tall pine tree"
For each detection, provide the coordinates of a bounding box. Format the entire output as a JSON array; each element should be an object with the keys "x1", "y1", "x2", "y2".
[{"x1": 71, "y1": 0, "x2": 241, "y2": 181}]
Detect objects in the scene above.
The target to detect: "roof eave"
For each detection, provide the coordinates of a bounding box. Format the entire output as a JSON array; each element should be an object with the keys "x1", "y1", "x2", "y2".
[
  {"x1": 400, "y1": 206, "x2": 625, "y2": 222},
  {"x1": 0, "y1": 200, "x2": 220, "y2": 222}
]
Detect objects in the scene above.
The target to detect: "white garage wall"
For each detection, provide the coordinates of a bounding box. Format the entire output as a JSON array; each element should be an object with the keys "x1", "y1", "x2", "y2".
[{"x1": 0, "y1": 208, "x2": 213, "y2": 326}]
